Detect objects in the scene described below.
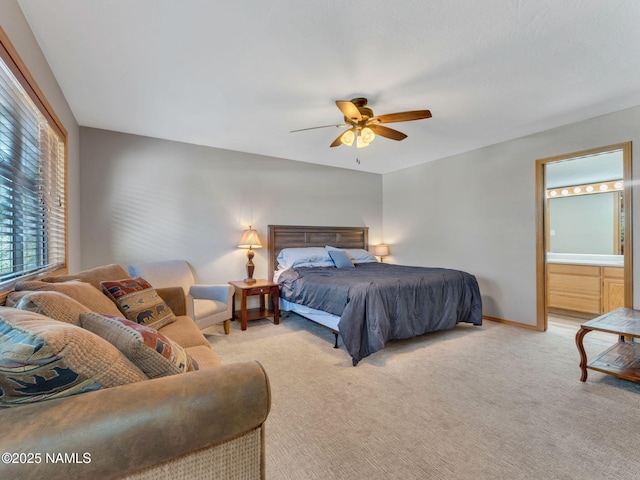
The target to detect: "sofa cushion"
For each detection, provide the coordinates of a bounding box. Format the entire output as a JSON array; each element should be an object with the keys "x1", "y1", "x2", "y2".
[
  {"x1": 158, "y1": 316, "x2": 211, "y2": 348},
  {"x1": 42, "y1": 264, "x2": 130, "y2": 290},
  {"x1": 155, "y1": 286, "x2": 187, "y2": 316},
  {"x1": 12, "y1": 291, "x2": 90, "y2": 326},
  {"x1": 101, "y1": 277, "x2": 176, "y2": 330},
  {"x1": 0, "y1": 307, "x2": 147, "y2": 407},
  {"x1": 14, "y1": 280, "x2": 121, "y2": 316},
  {"x1": 185, "y1": 345, "x2": 222, "y2": 369},
  {"x1": 80, "y1": 313, "x2": 198, "y2": 379},
  {"x1": 4, "y1": 291, "x2": 28, "y2": 307}
]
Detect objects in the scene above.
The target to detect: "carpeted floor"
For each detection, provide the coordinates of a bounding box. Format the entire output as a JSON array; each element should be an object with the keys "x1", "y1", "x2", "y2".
[{"x1": 207, "y1": 313, "x2": 640, "y2": 479}]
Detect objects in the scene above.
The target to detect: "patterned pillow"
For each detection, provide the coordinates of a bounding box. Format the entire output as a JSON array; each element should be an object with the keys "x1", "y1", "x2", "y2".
[
  {"x1": 80, "y1": 312, "x2": 198, "y2": 379},
  {"x1": 100, "y1": 277, "x2": 176, "y2": 330},
  {"x1": 15, "y1": 280, "x2": 121, "y2": 316},
  {"x1": 14, "y1": 291, "x2": 91, "y2": 326},
  {"x1": 0, "y1": 307, "x2": 147, "y2": 407}
]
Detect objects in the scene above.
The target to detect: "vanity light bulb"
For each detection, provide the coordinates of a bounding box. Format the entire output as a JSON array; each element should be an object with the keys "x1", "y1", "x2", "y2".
[
  {"x1": 549, "y1": 190, "x2": 557, "y2": 197},
  {"x1": 600, "y1": 184, "x2": 609, "y2": 191},
  {"x1": 586, "y1": 186, "x2": 594, "y2": 192},
  {"x1": 573, "y1": 187, "x2": 582, "y2": 194},
  {"x1": 561, "y1": 189, "x2": 569, "y2": 196},
  {"x1": 615, "y1": 182, "x2": 623, "y2": 189}
]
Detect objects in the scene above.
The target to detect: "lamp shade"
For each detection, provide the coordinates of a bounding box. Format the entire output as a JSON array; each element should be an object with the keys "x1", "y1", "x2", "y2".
[
  {"x1": 361, "y1": 127, "x2": 375, "y2": 144},
  {"x1": 372, "y1": 244, "x2": 389, "y2": 257},
  {"x1": 340, "y1": 129, "x2": 355, "y2": 146},
  {"x1": 356, "y1": 134, "x2": 370, "y2": 149},
  {"x1": 238, "y1": 228, "x2": 262, "y2": 249}
]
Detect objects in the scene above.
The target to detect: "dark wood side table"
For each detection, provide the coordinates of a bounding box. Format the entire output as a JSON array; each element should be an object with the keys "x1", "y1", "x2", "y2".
[
  {"x1": 229, "y1": 280, "x2": 280, "y2": 331},
  {"x1": 575, "y1": 308, "x2": 640, "y2": 382}
]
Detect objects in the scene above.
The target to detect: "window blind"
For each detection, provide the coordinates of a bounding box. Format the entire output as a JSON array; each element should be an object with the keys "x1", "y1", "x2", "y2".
[{"x1": 0, "y1": 53, "x2": 66, "y2": 284}]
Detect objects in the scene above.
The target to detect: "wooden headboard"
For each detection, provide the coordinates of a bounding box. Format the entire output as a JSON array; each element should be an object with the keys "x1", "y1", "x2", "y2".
[{"x1": 267, "y1": 225, "x2": 369, "y2": 280}]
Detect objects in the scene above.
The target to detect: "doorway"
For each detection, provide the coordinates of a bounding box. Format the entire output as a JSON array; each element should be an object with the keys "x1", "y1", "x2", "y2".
[{"x1": 535, "y1": 142, "x2": 633, "y2": 331}]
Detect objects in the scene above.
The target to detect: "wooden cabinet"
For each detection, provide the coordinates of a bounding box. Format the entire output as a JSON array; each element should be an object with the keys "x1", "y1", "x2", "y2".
[
  {"x1": 547, "y1": 264, "x2": 602, "y2": 315},
  {"x1": 547, "y1": 263, "x2": 624, "y2": 316},
  {"x1": 603, "y1": 266, "x2": 625, "y2": 313}
]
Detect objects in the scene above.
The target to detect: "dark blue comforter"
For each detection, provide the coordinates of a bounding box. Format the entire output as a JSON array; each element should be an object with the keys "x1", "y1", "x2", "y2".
[{"x1": 278, "y1": 262, "x2": 483, "y2": 365}]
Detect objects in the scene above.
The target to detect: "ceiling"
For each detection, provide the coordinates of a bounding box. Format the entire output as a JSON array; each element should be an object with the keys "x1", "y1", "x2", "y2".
[
  {"x1": 546, "y1": 150, "x2": 624, "y2": 189},
  {"x1": 18, "y1": 0, "x2": 640, "y2": 174}
]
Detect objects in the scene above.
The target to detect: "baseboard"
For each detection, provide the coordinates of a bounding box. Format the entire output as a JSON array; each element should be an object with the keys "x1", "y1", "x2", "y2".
[
  {"x1": 547, "y1": 307, "x2": 598, "y2": 320},
  {"x1": 482, "y1": 315, "x2": 541, "y2": 331}
]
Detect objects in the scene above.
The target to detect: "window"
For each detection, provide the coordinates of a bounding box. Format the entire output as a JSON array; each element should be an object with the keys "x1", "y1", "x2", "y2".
[{"x1": 0, "y1": 27, "x2": 67, "y2": 288}]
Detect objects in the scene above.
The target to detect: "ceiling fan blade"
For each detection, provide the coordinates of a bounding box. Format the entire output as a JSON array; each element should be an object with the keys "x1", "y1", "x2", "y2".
[
  {"x1": 372, "y1": 110, "x2": 432, "y2": 124},
  {"x1": 369, "y1": 124, "x2": 407, "y2": 141},
  {"x1": 335, "y1": 100, "x2": 362, "y2": 123},
  {"x1": 330, "y1": 132, "x2": 344, "y2": 147},
  {"x1": 290, "y1": 124, "x2": 346, "y2": 133}
]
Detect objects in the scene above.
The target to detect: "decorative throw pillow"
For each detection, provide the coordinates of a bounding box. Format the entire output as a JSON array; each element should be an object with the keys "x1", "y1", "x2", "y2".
[
  {"x1": 325, "y1": 246, "x2": 378, "y2": 264},
  {"x1": 100, "y1": 277, "x2": 176, "y2": 330},
  {"x1": 328, "y1": 249, "x2": 355, "y2": 268},
  {"x1": 14, "y1": 280, "x2": 122, "y2": 316},
  {"x1": 80, "y1": 312, "x2": 198, "y2": 379},
  {"x1": 14, "y1": 291, "x2": 91, "y2": 326},
  {"x1": 0, "y1": 307, "x2": 147, "y2": 407}
]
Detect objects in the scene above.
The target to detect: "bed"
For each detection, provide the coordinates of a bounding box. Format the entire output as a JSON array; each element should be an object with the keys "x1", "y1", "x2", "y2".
[{"x1": 268, "y1": 225, "x2": 483, "y2": 365}]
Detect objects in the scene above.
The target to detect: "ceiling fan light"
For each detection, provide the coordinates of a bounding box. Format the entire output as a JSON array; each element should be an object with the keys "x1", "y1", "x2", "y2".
[
  {"x1": 340, "y1": 129, "x2": 355, "y2": 146},
  {"x1": 356, "y1": 134, "x2": 370, "y2": 149},
  {"x1": 361, "y1": 127, "x2": 375, "y2": 144}
]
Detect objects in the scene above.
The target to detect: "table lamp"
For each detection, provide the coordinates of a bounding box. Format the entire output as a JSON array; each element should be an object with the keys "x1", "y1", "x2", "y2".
[
  {"x1": 238, "y1": 226, "x2": 262, "y2": 283},
  {"x1": 373, "y1": 244, "x2": 390, "y2": 262}
]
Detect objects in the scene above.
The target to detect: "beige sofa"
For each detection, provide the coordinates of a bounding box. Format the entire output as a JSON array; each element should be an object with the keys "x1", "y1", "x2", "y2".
[{"x1": 0, "y1": 264, "x2": 270, "y2": 480}]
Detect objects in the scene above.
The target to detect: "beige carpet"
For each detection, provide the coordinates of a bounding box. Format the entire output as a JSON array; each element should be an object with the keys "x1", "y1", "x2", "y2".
[{"x1": 207, "y1": 314, "x2": 640, "y2": 479}]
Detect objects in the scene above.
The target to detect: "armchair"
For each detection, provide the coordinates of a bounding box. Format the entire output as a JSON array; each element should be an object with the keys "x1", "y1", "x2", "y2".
[{"x1": 128, "y1": 260, "x2": 233, "y2": 334}]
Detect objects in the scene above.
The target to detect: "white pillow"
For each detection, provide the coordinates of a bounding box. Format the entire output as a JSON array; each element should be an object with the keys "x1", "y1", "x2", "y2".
[
  {"x1": 347, "y1": 249, "x2": 378, "y2": 263},
  {"x1": 276, "y1": 247, "x2": 334, "y2": 270},
  {"x1": 325, "y1": 246, "x2": 378, "y2": 264}
]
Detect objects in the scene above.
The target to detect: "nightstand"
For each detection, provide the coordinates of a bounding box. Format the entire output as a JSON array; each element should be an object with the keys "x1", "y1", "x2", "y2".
[{"x1": 229, "y1": 280, "x2": 280, "y2": 330}]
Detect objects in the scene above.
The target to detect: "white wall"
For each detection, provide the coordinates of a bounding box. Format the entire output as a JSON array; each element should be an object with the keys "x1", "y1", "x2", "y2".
[
  {"x1": 79, "y1": 128, "x2": 382, "y2": 283},
  {"x1": 384, "y1": 105, "x2": 640, "y2": 327},
  {"x1": 0, "y1": 1, "x2": 81, "y2": 271}
]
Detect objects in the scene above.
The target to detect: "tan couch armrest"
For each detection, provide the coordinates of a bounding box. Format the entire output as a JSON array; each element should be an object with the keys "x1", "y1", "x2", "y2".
[
  {"x1": 0, "y1": 361, "x2": 271, "y2": 480},
  {"x1": 156, "y1": 286, "x2": 187, "y2": 316}
]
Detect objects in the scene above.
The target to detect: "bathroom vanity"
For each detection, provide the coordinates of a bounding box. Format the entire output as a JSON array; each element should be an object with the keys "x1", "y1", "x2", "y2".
[{"x1": 546, "y1": 253, "x2": 624, "y2": 317}]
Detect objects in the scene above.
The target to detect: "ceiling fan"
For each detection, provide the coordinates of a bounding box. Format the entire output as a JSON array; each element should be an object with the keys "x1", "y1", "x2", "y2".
[{"x1": 291, "y1": 97, "x2": 432, "y2": 148}]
